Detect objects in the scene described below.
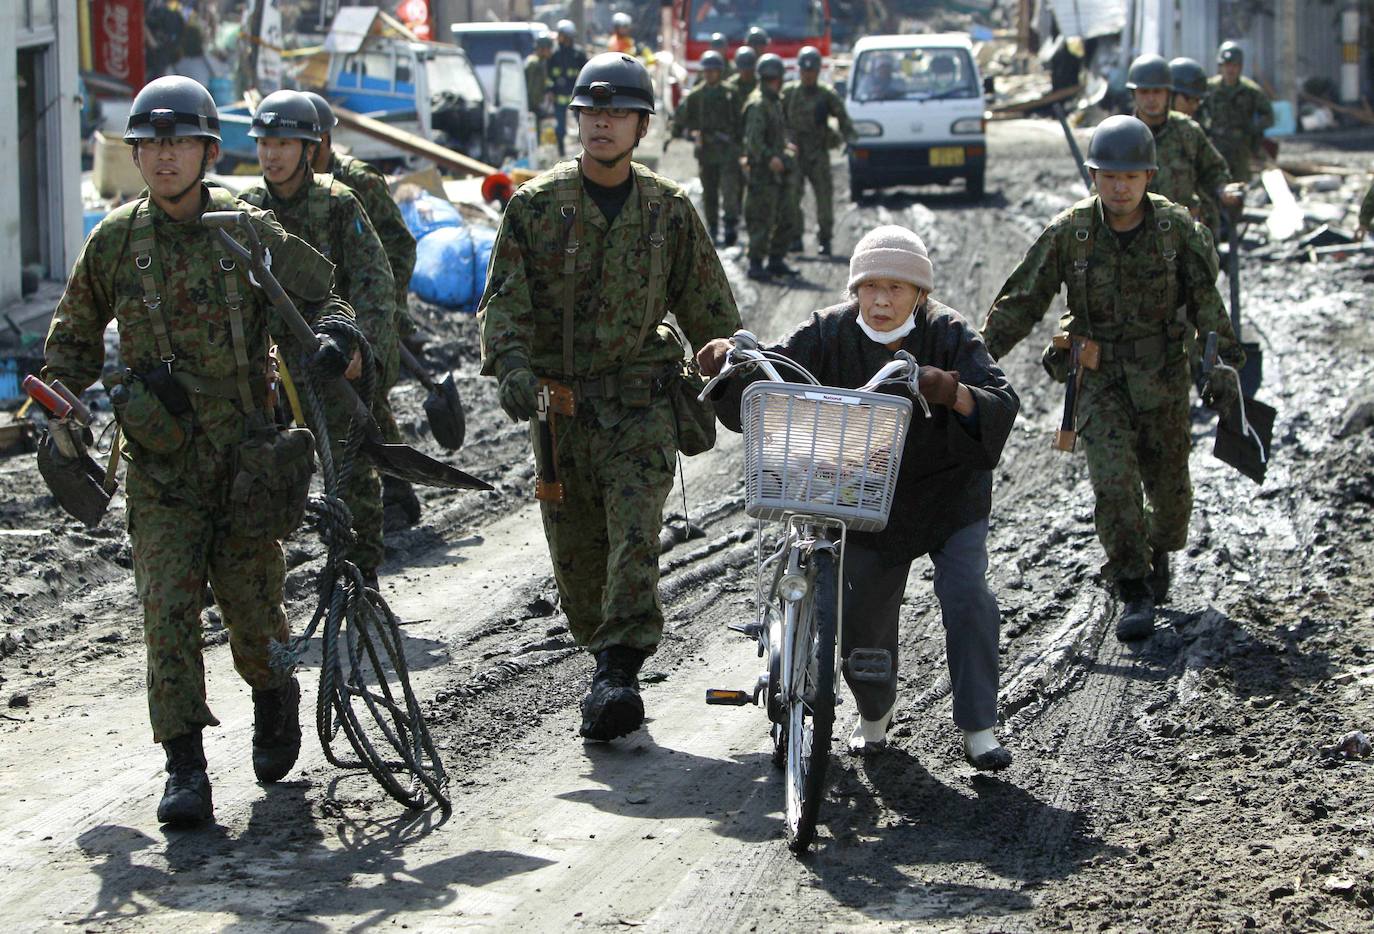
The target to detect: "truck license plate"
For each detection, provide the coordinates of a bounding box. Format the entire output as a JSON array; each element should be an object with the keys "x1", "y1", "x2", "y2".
[{"x1": 929, "y1": 147, "x2": 965, "y2": 167}]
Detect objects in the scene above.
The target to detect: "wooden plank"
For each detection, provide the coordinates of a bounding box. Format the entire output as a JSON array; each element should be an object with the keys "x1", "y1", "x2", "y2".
[
  {"x1": 1261, "y1": 168, "x2": 1305, "y2": 241},
  {"x1": 332, "y1": 105, "x2": 497, "y2": 178},
  {"x1": 990, "y1": 83, "x2": 1081, "y2": 116}
]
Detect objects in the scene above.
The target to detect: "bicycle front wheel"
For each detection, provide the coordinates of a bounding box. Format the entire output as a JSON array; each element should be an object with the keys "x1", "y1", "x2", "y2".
[{"x1": 783, "y1": 547, "x2": 838, "y2": 852}]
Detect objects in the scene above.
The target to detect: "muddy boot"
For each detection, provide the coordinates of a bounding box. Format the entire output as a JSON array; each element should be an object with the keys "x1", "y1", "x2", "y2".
[
  {"x1": 846, "y1": 703, "x2": 894, "y2": 756},
  {"x1": 157, "y1": 731, "x2": 213, "y2": 826},
  {"x1": 722, "y1": 218, "x2": 738, "y2": 246},
  {"x1": 766, "y1": 256, "x2": 799, "y2": 278},
  {"x1": 747, "y1": 259, "x2": 772, "y2": 281},
  {"x1": 579, "y1": 646, "x2": 648, "y2": 742},
  {"x1": 252, "y1": 675, "x2": 302, "y2": 783},
  {"x1": 382, "y1": 475, "x2": 422, "y2": 531},
  {"x1": 1115, "y1": 579, "x2": 1156, "y2": 641},
  {"x1": 961, "y1": 728, "x2": 1013, "y2": 771},
  {"x1": 1149, "y1": 548, "x2": 1171, "y2": 603},
  {"x1": 817, "y1": 236, "x2": 832, "y2": 257}
]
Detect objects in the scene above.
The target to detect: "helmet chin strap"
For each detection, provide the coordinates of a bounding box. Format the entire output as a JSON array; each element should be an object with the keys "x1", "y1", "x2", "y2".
[
  {"x1": 266, "y1": 144, "x2": 314, "y2": 196},
  {"x1": 151, "y1": 140, "x2": 211, "y2": 204}
]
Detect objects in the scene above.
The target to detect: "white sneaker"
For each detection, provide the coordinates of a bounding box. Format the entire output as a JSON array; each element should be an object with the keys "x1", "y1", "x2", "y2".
[
  {"x1": 846, "y1": 703, "x2": 895, "y2": 756},
  {"x1": 961, "y1": 728, "x2": 1012, "y2": 771}
]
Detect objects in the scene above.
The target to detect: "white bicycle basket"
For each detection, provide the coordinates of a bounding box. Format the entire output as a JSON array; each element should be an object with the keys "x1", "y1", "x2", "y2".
[{"x1": 740, "y1": 382, "x2": 913, "y2": 533}]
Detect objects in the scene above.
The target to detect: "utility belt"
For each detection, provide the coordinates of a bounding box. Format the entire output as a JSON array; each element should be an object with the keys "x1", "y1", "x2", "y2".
[
  {"x1": 543, "y1": 362, "x2": 679, "y2": 409},
  {"x1": 1090, "y1": 331, "x2": 1177, "y2": 364}
]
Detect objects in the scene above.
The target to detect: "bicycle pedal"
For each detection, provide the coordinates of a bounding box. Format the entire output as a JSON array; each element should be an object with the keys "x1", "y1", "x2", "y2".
[
  {"x1": 846, "y1": 649, "x2": 892, "y2": 683},
  {"x1": 726, "y1": 621, "x2": 763, "y2": 639},
  {"x1": 705, "y1": 688, "x2": 754, "y2": 706}
]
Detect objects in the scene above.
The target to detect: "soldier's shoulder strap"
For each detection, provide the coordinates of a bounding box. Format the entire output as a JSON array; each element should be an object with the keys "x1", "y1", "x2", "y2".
[
  {"x1": 1066, "y1": 198, "x2": 1096, "y2": 322},
  {"x1": 306, "y1": 173, "x2": 336, "y2": 257},
  {"x1": 552, "y1": 163, "x2": 582, "y2": 377},
  {"x1": 629, "y1": 166, "x2": 668, "y2": 362},
  {"x1": 1148, "y1": 194, "x2": 1187, "y2": 319}
]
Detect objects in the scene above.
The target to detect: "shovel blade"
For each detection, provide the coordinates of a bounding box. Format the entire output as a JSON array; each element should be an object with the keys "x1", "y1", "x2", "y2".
[
  {"x1": 1240, "y1": 341, "x2": 1263, "y2": 400},
  {"x1": 36, "y1": 439, "x2": 113, "y2": 528},
  {"x1": 361, "y1": 438, "x2": 492, "y2": 491},
  {"x1": 1214, "y1": 395, "x2": 1276, "y2": 485},
  {"x1": 422, "y1": 373, "x2": 466, "y2": 451}
]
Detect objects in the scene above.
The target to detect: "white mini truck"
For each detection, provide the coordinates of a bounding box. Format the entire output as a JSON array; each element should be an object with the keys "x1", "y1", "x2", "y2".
[{"x1": 845, "y1": 33, "x2": 989, "y2": 200}]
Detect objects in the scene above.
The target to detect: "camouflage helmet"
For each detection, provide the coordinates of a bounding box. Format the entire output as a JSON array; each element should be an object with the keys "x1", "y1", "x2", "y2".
[
  {"x1": 301, "y1": 90, "x2": 337, "y2": 131},
  {"x1": 798, "y1": 46, "x2": 822, "y2": 72},
  {"x1": 734, "y1": 46, "x2": 758, "y2": 71},
  {"x1": 570, "y1": 52, "x2": 656, "y2": 113},
  {"x1": 1217, "y1": 40, "x2": 1243, "y2": 65},
  {"x1": 756, "y1": 53, "x2": 785, "y2": 82},
  {"x1": 709, "y1": 32, "x2": 727, "y2": 50},
  {"x1": 1125, "y1": 53, "x2": 1172, "y2": 91},
  {"x1": 1169, "y1": 57, "x2": 1208, "y2": 97},
  {"x1": 249, "y1": 89, "x2": 322, "y2": 141},
  {"x1": 1084, "y1": 115, "x2": 1157, "y2": 172},
  {"x1": 700, "y1": 50, "x2": 726, "y2": 72},
  {"x1": 746, "y1": 26, "x2": 770, "y2": 49},
  {"x1": 124, "y1": 75, "x2": 221, "y2": 143}
]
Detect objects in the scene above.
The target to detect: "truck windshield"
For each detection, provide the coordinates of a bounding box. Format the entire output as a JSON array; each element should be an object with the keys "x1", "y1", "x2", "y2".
[
  {"x1": 455, "y1": 31, "x2": 534, "y2": 68},
  {"x1": 853, "y1": 47, "x2": 978, "y2": 103},
  {"x1": 687, "y1": 0, "x2": 825, "y2": 42},
  {"x1": 424, "y1": 50, "x2": 484, "y2": 102}
]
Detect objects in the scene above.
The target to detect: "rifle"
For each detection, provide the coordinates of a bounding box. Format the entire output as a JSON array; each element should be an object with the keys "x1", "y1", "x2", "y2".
[{"x1": 1051, "y1": 333, "x2": 1100, "y2": 452}]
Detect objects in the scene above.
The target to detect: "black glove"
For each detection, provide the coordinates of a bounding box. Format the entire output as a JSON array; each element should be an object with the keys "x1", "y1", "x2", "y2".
[
  {"x1": 498, "y1": 367, "x2": 540, "y2": 422},
  {"x1": 311, "y1": 332, "x2": 351, "y2": 380},
  {"x1": 1201, "y1": 364, "x2": 1241, "y2": 415}
]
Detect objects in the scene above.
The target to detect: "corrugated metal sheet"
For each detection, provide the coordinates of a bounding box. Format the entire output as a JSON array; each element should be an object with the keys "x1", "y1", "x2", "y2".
[{"x1": 1048, "y1": 0, "x2": 1126, "y2": 40}]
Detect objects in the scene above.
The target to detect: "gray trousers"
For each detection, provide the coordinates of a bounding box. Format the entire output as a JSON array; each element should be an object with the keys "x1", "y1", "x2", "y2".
[{"x1": 839, "y1": 519, "x2": 1001, "y2": 730}]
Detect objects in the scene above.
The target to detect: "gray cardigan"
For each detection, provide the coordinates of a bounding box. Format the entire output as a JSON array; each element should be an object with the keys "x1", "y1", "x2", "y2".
[{"x1": 715, "y1": 298, "x2": 1019, "y2": 565}]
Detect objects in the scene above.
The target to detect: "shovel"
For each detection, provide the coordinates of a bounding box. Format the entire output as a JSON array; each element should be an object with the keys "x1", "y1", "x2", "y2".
[
  {"x1": 201, "y1": 212, "x2": 492, "y2": 493},
  {"x1": 1202, "y1": 332, "x2": 1275, "y2": 484},
  {"x1": 1225, "y1": 207, "x2": 1263, "y2": 398},
  {"x1": 398, "y1": 343, "x2": 466, "y2": 451}
]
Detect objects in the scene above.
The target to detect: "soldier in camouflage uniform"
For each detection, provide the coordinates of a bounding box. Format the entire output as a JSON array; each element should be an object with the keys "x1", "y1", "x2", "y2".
[
  {"x1": 243, "y1": 90, "x2": 396, "y2": 582},
  {"x1": 981, "y1": 116, "x2": 1244, "y2": 641},
  {"x1": 526, "y1": 33, "x2": 554, "y2": 117},
  {"x1": 742, "y1": 53, "x2": 799, "y2": 281},
  {"x1": 1207, "y1": 41, "x2": 1274, "y2": 183},
  {"x1": 42, "y1": 77, "x2": 356, "y2": 824},
  {"x1": 477, "y1": 53, "x2": 741, "y2": 741},
  {"x1": 304, "y1": 92, "x2": 422, "y2": 529},
  {"x1": 674, "y1": 50, "x2": 741, "y2": 245},
  {"x1": 693, "y1": 33, "x2": 734, "y2": 85},
  {"x1": 723, "y1": 46, "x2": 758, "y2": 228},
  {"x1": 781, "y1": 46, "x2": 857, "y2": 256}
]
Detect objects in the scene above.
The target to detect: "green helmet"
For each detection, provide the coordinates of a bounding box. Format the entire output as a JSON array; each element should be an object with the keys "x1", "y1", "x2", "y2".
[
  {"x1": 756, "y1": 53, "x2": 785, "y2": 82},
  {"x1": 1125, "y1": 53, "x2": 1172, "y2": 91},
  {"x1": 798, "y1": 46, "x2": 822, "y2": 72},
  {"x1": 249, "y1": 90, "x2": 322, "y2": 141},
  {"x1": 1084, "y1": 115, "x2": 1157, "y2": 172},
  {"x1": 570, "y1": 52, "x2": 656, "y2": 113},
  {"x1": 124, "y1": 75, "x2": 221, "y2": 143},
  {"x1": 709, "y1": 32, "x2": 727, "y2": 50},
  {"x1": 1169, "y1": 57, "x2": 1208, "y2": 97},
  {"x1": 746, "y1": 26, "x2": 769, "y2": 50},
  {"x1": 734, "y1": 46, "x2": 757, "y2": 71},
  {"x1": 301, "y1": 90, "x2": 337, "y2": 131},
  {"x1": 1218, "y1": 40, "x2": 1243, "y2": 65},
  {"x1": 700, "y1": 50, "x2": 726, "y2": 71}
]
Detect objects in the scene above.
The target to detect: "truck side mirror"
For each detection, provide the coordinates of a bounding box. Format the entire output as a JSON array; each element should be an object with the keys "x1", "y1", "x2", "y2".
[
  {"x1": 834, "y1": 78, "x2": 847, "y2": 98},
  {"x1": 983, "y1": 75, "x2": 995, "y2": 96}
]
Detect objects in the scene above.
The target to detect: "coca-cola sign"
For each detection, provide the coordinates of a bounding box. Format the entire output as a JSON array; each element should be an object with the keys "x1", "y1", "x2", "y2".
[{"x1": 92, "y1": 0, "x2": 145, "y2": 88}]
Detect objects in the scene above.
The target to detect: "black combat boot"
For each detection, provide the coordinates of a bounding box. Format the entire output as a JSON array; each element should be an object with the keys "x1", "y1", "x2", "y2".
[
  {"x1": 747, "y1": 259, "x2": 772, "y2": 281},
  {"x1": 817, "y1": 236, "x2": 832, "y2": 257},
  {"x1": 252, "y1": 675, "x2": 302, "y2": 783},
  {"x1": 158, "y1": 731, "x2": 213, "y2": 826},
  {"x1": 722, "y1": 218, "x2": 738, "y2": 246},
  {"x1": 579, "y1": 646, "x2": 648, "y2": 742},
  {"x1": 1115, "y1": 579, "x2": 1156, "y2": 641},
  {"x1": 1149, "y1": 548, "x2": 1171, "y2": 603},
  {"x1": 766, "y1": 255, "x2": 799, "y2": 277},
  {"x1": 788, "y1": 236, "x2": 804, "y2": 253},
  {"x1": 382, "y1": 475, "x2": 422, "y2": 531}
]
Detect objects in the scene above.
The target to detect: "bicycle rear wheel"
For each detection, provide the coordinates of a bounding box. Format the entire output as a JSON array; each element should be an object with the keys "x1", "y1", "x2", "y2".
[{"x1": 783, "y1": 547, "x2": 838, "y2": 852}]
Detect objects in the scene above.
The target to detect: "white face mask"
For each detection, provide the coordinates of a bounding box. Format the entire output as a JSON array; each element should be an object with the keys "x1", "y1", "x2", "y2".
[{"x1": 856, "y1": 309, "x2": 917, "y2": 345}]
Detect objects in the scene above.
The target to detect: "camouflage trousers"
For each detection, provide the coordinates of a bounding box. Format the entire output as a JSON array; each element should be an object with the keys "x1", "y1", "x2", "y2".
[
  {"x1": 532, "y1": 396, "x2": 677, "y2": 653},
  {"x1": 745, "y1": 169, "x2": 799, "y2": 263},
  {"x1": 127, "y1": 449, "x2": 291, "y2": 744},
  {"x1": 787, "y1": 146, "x2": 836, "y2": 243},
  {"x1": 1213, "y1": 140, "x2": 1254, "y2": 185},
  {"x1": 697, "y1": 151, "x2": 741, "y2": 229},
  {"x1": 1079, "y1": 375, "x2": 1193, "y2": 582}
]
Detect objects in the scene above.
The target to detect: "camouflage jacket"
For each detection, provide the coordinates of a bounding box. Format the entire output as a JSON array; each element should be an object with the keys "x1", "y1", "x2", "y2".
[
  {"x1": 982, "y1": 194, "x2": 1242, "y2": 411},
  {"x1": 525, "y1": 54, "x2": 549, "y2": 111},
  {"x1": 43, "y1": 184, "x2": 351, "y2": 454},
  {"x1": 328, "y1": 152, "x2": 415, "y2": 307},
  {"x1": 241, "y1": 175, "x2": 399, "y2": 384},
  {"x1": 781, "y1": 81, "x2": 856, "y2": 152},
  {"x1": 1360, "y1": 181, "x2": 1374, "y2": 230},
  {"x1": 742, "y1": 86, "x2": 788, "y2": 170},
  {"x1": 726, "y1": 73, "x2": 757, "y2": 137},
  {"x1": 1206, "y1": 76, "x2": 1274, "y2": 148},
  {"x1": 675, "y1": 80, "x2": 741, "y2": 155},
  {"x1": 1146, "y1": 111, "x2": 1230, "y2": 216},
  {"x1": 477, "y1": 160, "x2": 741, "y2": 415}
]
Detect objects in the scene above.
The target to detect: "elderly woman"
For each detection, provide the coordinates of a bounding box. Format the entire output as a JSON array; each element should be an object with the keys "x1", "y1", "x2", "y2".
[{"x1": 697, "y1": 226, "x2": 1019, "y2": 768}]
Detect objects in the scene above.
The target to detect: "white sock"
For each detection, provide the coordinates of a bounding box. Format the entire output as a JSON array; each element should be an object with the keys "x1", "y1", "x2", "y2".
[
  {"x1": 961, "y1": 727, "x2": 1001, "y2": 758},
  {"x1": 849, "y1": 703, "x2": 895, "y2": 747}
]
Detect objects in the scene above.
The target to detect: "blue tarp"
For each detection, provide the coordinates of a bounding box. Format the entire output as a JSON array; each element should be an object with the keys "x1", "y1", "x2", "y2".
[
  {"x1": 410, "y1": 223, "x2": 498, "y2": 311},
  {"x1": 399, "y1": 193, "x2": 464, "y2": 242}
]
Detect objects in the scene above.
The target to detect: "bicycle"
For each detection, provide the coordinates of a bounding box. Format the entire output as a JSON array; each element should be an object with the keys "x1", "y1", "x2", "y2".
[{"x1": 698, "y1": 330, "x2": 929, "y2": 852}]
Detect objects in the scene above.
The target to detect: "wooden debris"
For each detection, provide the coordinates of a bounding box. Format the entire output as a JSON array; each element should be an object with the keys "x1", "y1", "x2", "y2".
[
  {"x1": 989, "y1": 83, "x2": 1082, "y2": 118},
  {"x1": 332, "y1": 105, "x2": 497, "y2": 178}
]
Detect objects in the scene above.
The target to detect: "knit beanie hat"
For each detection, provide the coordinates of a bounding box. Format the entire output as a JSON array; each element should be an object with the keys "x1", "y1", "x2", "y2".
[{"x1": 846, "y1": 225, "x2": 934, "y2": 294}]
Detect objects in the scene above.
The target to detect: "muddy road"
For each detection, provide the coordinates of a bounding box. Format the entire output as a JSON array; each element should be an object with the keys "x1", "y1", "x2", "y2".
[{"x1": 2, "y1": 120, "x2": 1373, "y2": 932}]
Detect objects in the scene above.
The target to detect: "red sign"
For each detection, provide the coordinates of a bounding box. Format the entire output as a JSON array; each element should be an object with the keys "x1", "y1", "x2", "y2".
[{"x1": 92, "y1": 0, "x2": 146, "y2": 89}]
